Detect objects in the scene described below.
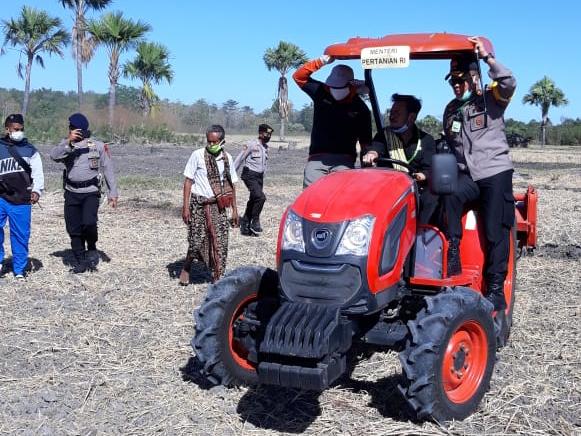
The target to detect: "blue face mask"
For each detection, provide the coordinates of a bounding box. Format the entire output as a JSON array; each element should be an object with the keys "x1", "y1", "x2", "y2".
[
  {"x1": 390, "y1": 123, "x2": 409, "y2": 134},
  {"x1": 458, "y1": 89, "x2": 472, "y2": 102}
]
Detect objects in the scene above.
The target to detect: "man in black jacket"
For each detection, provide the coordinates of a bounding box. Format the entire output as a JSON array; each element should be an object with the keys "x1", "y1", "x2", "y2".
[
  {"x1": 0, "y1": 114, "x2": 44, "y2": 279},
  {"x1": 293, "y1": 55, "x2": 372, "y2": 187}
]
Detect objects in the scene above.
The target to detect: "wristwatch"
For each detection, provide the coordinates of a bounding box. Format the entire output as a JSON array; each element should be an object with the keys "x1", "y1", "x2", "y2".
[{"x1": 482, "y1": 53, "x2": 495, "y2": 62}]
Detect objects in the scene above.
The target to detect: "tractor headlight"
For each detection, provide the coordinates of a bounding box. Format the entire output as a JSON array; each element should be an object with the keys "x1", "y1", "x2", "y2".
[
  {"x1": 282, "y1": 210, "x2": 305, "y2": 253},
  {"x1": 336, "y1": 215, "x2": 375, "y2": 257}
]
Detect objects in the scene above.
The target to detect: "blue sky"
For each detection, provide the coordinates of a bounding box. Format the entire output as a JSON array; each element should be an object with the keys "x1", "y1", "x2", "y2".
[{"x1": 1, "y1": 0, "x2": 579, "y2": 123}]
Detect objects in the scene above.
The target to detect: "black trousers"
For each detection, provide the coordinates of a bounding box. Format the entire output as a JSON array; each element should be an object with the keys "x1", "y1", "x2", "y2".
[
  {"x1": 241, "y1": 167, "x2": 266, "y2": 222},
  {"x1": 442, "y1": 170, "x2": 514, "y2": 280},
  {"x1": 64, "y1": 190, "x2": 100, "y2": 253},
  {"x1": 417, "y1": 187, "x2": 440, "y2": 226}
]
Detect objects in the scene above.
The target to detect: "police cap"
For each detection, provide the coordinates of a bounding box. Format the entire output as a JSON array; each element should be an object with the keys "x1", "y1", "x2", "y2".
[
  {"x1": 258, "y1": 124, "x2": 274, "y2": 134},
  {"x1": 69, "y1": 113, "x2": 90, "y2": 130}
]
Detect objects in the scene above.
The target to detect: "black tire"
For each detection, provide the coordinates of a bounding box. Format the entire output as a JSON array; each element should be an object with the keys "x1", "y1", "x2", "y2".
[
  {"x1": 398, "y1": 287, "x2": 496, "y2": 422},
  {"x1": 192, "y1": 266, "x2": 280, "y2": 386}
]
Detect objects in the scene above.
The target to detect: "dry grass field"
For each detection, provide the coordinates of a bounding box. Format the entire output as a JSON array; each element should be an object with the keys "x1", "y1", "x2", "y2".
[{"x1": 0, "y1": 141, "x2": 579, "y2": 435}]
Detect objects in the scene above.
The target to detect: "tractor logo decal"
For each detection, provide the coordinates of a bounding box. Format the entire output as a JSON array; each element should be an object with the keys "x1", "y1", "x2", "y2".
[{"x1": 313, "y1": 229, "x2": 331, "y2": 247}]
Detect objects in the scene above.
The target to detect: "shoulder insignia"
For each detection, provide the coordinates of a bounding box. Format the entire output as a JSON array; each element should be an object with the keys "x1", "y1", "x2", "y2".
[{"x1": 490, "y1": 81, "x2": 511, "y2": 104}]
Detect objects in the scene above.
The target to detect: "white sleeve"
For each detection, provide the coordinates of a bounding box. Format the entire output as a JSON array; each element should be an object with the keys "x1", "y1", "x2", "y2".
[
  {"x1": 183, "y1": 151, "x2": 197, "y2": 180},
  {"x1": 227, "y1": 153, "x2": 239, "y2": 184},
  {"x1": 30, "y1": 152, "x2": 45, "y2": 195}
]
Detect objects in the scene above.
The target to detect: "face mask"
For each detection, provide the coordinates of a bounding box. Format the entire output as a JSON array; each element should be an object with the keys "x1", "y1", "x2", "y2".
[
  {"x1": 330, "y1": 87, "x2": 350, "y2": 101},
  {"x1": 261, "y1": 135, "x2": 271, "y2": 144},
  {"x1": 457, "y1": 89, "x2": 472, "y2": 102},
  {"x1": 390, "y1": 123, "x2": 409, "y2": 135},
  {"x1": 9, "y1": 131, "x2": 24, "y2": 142},
  {"x1": 207, "y1": 140, "x2": 224, "y2": 155}
]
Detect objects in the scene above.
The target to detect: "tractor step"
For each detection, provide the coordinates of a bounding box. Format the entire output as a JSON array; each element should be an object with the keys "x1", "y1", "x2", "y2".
[{"x1": 258, "y1": 356, "x2": 346, "y2": 390}]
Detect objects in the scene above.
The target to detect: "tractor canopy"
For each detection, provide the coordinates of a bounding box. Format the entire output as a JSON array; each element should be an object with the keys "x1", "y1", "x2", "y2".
[{"x1": 324, "y1": 33, "x2": 494, "y2": 61}]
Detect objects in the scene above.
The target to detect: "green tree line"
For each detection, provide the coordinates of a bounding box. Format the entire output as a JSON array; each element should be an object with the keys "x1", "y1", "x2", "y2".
[{"x1": 0, "y1": 86, "x2": 315, "y2": 143}]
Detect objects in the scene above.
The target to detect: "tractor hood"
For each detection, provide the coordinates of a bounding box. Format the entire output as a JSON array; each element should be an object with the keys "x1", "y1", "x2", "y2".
[{"x1": 291, "y1": 169, "x2": 413, "y2": 223}]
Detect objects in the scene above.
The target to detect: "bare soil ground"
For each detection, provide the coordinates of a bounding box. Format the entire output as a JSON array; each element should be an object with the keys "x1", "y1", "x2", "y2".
[{"x1": 0, "y1": 142, "x2": 579, "y2": 435}]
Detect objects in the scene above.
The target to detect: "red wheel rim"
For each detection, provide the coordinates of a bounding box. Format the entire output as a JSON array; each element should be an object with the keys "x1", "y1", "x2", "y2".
[
  {"x1": 228, "y1": 293, "x2": 258, "y2": 371},
  {"x1": 442, "y1": 320, "x2": 488, "y2": 404}
]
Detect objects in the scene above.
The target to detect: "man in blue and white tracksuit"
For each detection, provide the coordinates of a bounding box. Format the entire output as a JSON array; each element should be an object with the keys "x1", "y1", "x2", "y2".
[{"x1": 0, "y1": 114, "x2": 44, "y2": 279}]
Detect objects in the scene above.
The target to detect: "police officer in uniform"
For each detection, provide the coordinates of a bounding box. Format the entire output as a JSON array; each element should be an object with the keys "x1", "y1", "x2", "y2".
[
  {"x1": 50, "y1": 113, "x2": 118, "y2": 273},
  {"x1": 234, "y1": 123, "x2": 273, "y2": 236},
  {"x1": 442, "y1": 37, "x2": 516, "y2": 311}
]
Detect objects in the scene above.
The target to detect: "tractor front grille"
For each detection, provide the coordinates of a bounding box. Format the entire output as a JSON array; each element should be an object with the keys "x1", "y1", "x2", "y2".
[{"x1": 280, "y1": 260, "x2": 362, "y2": 305}]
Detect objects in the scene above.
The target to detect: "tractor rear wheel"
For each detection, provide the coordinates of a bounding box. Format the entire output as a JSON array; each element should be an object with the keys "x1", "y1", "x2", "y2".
[
  {"x1": 399, "y1": 287, "x2": 496, "y2": 422},
  {"x1": 192, "y1": 266, "x2": 280, "y2": 386}
]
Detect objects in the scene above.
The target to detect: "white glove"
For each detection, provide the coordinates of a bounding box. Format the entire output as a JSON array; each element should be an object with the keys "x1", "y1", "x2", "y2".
[{"x1": 320, "y1": 54, "x2": 334, "y2": 65}]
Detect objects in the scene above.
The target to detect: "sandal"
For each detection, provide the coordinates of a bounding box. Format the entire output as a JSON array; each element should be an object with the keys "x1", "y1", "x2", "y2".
[{"x1": 178, "y1": 268, "x2": 190, "y2": 286}]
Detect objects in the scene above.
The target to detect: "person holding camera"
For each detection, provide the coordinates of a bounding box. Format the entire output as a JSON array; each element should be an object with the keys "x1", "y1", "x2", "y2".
[
  {"x1": 50, "y1": 113, "x2": 118, "y2": 273},
  {"x1": 179, "y1": 124, "x2": 239, "y2": 285},
  {"x1": 0, "y1": 114, "x2": 44, "y2": 279},
  {"x1": 442, "y1": 37, "x2": 516, "y2": 311}
]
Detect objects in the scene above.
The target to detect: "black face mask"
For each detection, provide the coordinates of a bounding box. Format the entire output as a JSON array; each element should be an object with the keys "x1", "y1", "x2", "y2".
[{"x1": 261, "y1": 135, "x2": 271, "y2": 144}]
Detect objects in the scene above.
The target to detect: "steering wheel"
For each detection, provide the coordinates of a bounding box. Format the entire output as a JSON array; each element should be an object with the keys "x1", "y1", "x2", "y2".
[{"x1": 375, "y1": 157, "x2": 413, "y2": 172}]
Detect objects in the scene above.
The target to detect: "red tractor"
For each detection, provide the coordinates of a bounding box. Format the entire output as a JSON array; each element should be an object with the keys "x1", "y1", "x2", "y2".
[{"x1": 193, "y1": 34, "x2": 538, "y2": 422}]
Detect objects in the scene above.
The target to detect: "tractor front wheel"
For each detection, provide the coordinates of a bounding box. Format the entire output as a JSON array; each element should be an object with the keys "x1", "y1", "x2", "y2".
[
  {"x1": 192, "y1": 266, "x2": 280, "y2": 386},
  {"x1": 399, "y1": 287, "x2": 496, "y2": 422}
]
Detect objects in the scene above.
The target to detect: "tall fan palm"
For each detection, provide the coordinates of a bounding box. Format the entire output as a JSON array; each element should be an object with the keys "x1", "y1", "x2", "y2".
[
  {"x1": 263, "y1": 41, "x2": 307, "y2": 140},
  {"x1": 1, "y1": 6, "x2": 70, "y2": 115},
  {"x1": 522, "y1": 76, "x2": 568, "y2": 147},
  {"x1": 123, "y1": 41, "x2": 173, "y2": 118},
  {"x1": 59, "y1": 0, "x2": 113, "y2": 108},
  {"x1": 88, "y1": 11, "x2": 150, "y2": 127}
]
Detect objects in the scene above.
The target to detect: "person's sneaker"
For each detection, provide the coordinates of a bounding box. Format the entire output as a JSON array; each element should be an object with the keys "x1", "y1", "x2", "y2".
[
  {"x1": 86, "y1": 250, "x2": 100, "y2": 271},
  {"x1": 251, "y1": 218, "x2": 263, "y2": 233},
  {"x1": 15, "y1": 273, "x2": 25, "y2": 280},
  {"x1": 70, "y1": 251, "x2": 87, "y2": 274},
  {"x1": 446, "y1": 238, "x2": 462, "y2": 276},
  {"x1": 486, "y1": 281, "x2": 507, "y2": 312},
  {"x1": 240, "y1": 216, "x2": 253, "y2": 236}
]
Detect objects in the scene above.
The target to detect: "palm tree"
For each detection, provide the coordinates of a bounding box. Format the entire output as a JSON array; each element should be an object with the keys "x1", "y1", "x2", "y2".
[
  {"x1": 123, "y1": 41, "x2": 173, "y2": 118},
  {"x1": 88, "y1": 11, "x2": 150, "y2": 127},
  {"x1": 59, "y1": 0, "x2": 113, "y2": 108},
  {"x1": 263, "y1": 41, "x2": 307, "y2": 140},
  {"x1": 522, "y1": 76, "x2": 568, "y2": 147},
  {"x1": 1, "y1": 6, "x2": 70, "y2": 115}
]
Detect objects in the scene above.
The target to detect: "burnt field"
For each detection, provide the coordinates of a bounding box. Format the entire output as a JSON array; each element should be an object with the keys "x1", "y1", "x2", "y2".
[{"x1": 0, "y1": 142, "x2": 580, "y2": 435}]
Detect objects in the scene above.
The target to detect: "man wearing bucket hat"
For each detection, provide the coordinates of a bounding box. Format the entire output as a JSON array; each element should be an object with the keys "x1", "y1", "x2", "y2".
[
  {"x1": 441, "y1": 36, "x2": 517, "y2": 311},
  {"x1": 293, "y1": 55, "x2": 372, "y2": 187}
]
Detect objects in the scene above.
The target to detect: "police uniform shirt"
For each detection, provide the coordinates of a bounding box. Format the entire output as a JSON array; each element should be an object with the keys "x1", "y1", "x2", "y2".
[
  {"x1": 50, "y1": 138, "x2": 118, "y2": 198},
  {"x1": 183, "y1": 148, "x2": 239, "y2": 199},
  {"x1": 233, "y1": 138, "x2": 268, "y2": 174}
]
